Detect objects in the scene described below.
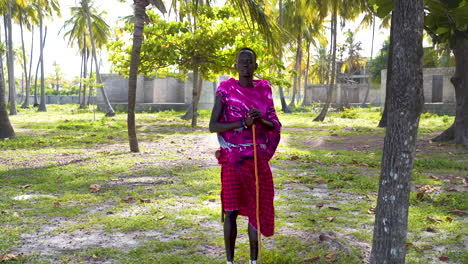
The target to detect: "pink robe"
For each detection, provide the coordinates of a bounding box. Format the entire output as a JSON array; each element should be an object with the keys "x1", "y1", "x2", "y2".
[{"x1": 216, "y1": 78, "x2": 281, "y2": 237}]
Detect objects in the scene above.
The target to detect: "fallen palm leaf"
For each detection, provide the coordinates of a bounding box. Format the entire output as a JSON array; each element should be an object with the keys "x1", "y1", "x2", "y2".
[
  {"x1": 12, "y1": 212, "x2": 24, "y2": 217},
  {"x1": 89, "y1": 184, "x2": 101, "y2": 193},
  {"x1": 0, "y1": 253, "x2": 22, "y2": 261},
  {"x1": 448, "y1": 209, "x2": 466, "y2": 216},
  {"x1": 122, "y1": 197, "x2": 135, "y2": 203},
  {"x1": 140, "y1": 198, "x2": 151, "y2": 203}
]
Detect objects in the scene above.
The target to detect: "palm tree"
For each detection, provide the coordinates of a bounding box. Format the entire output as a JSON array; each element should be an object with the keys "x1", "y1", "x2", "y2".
[
  {"x1": 277, "y1": 0, "x2": 291, "y2": 113},
  {"x1": 61, "y1": 0, "x2": 109, "y2": 109},
  {"x1": 313, "y1": 0, "x2": 368, "y2": 121},
  {"x1": 12, "y1": 3, "x2": 38, "y2": 108},
  {"x1": 313, "y1": 0, "x2": 337, "y2": 121},
  {"x1": 127, "y1": 0, "x2": 166, "y2": 152},
  {"x1": 34, "y1": 0, "x2": 60, "y2": 112},
  {"x1": 82, "y1": 0, "x2": 114, "y2": 116},
  {"x1": 5, "y1": 0, "x2": 18, "y2": 115}
]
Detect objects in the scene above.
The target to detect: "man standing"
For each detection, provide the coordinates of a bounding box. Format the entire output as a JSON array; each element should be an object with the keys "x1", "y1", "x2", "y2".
[{"x1": 209, "y1": 48, "x2": 281, "y2": 264}]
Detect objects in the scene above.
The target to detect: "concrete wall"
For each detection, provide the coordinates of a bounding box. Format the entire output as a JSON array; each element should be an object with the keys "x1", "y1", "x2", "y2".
[
  {"x1": 98, "y1": 73, "x2": 216, "y2": 111},
  {"x1": 303, "y1": 83, "x2": 380, "y2": 105},
  {"x1": 381, "y1": 67, "x2": 456, "y2": 104}
]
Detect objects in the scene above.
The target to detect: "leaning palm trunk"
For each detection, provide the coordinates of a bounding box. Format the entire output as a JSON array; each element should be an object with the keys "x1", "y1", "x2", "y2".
[
  {"x1": 288, "y1": 31, "x2": 302, "y2": 108},
  {"x1": 0, "y1": 48, "x2": 15, "y2": 139},
  {"x1": 127, "y1": 0, "x2": 148, "y2": 152},
  {"x1": 314, "y1": 0, "x2": 337, "y2": 122},
  {"x1": 302, "y1": 41, "x2": 311, "y2": 106},
  {"x1": 38, "y1": 11, "x2": 47, "y2": 112},
  {"x1": 33, "y1": 26, "x2": 47, "y2": 107},
  {"x1": 277, "y1": 0, "x2": 291, "y2": 113},
  {"x1": 6, "y1": 3, "x2": 17, "y2": 115},
  {"x1": 22, "y1": 26, "x2": 34, "y2": 108},
  {"x1": 19, "y1": 17, "x2": 31, "y2": 108},
  {"x1": 83, "y1": 0, "x2": 115, "y2": 117}
]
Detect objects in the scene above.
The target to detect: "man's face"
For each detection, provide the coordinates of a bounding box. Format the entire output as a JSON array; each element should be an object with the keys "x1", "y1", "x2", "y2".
[{"x1": 236, "y1": 51, "x2": 257, "y2": 77}]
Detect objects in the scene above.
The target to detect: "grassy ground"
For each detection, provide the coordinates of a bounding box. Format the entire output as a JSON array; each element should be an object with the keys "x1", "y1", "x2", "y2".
[{"x1": 0, "y1": 105, "x2": 466, "y2": 264}]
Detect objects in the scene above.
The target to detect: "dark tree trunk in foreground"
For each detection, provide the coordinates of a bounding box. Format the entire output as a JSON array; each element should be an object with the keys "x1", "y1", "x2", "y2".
[
  {"x1": 378, "y1": 14, "x2": 395, "y2": 127},
  {"x1": 0, "y1": 49, "x2": 15, "y2": 139},
  {"x1": 314, "y1": 0, "x2": 337, "y2": 122},
  {"x1": 127, "y1": 0, "x2": 149, "y2": 152},
  {"x1": 370, "y1": 0, "x2": 424, "y2": 263},
  {"x1": 84, "y1": 0, "x2": 115, "y2": 117},
  {"x1": 432, "y1": 33, "x2": 468, "y2": 146}
]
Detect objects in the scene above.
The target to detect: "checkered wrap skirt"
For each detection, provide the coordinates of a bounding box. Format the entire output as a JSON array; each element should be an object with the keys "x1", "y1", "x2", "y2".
[{"x1": 221, "y1": 159, "x2": 275, "y2": 237}]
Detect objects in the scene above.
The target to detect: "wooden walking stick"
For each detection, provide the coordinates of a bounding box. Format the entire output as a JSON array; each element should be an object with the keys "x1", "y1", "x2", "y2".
[{"x1": 252, "y1": 123, "x2": 262, "y2": 264}]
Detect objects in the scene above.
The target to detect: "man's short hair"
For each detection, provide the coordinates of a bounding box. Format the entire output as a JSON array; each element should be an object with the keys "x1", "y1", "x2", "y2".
[{"x1": 237, "y1": 47, "x2": 257, "y2": 62}]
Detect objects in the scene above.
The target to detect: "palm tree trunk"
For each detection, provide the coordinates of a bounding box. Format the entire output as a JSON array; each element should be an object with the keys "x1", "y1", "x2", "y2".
[
  {"x1": 370, "y1": 0, "x2": 424, "y2": 262},
  {"x1": 6, "y1": 3, "x2": 17, "y2": 115},
  {"x1": 0, "y1": 46, "x2": 14, "y2": 139},
  {"x1": 302, "y1": 41, "x2": 311, "y2": 106},
  {"x1": 314, "y1": 0, "x2": 337, "y2": 121},
  {"x1": 191, "y1": 68, "x2": 202, "y2": 127},
  {"x1": 81, "y1": 48, "x2": 89, "y2": 107},
  {"x1": 38, "y1": 12, "x2": 47, "y2": 112},
  {"x1": 127, "y1": 0, "x2": 148, "y2": 152},
  {"x1": 432, "y1": 33, "x2": 468, "y2": 146},
  {"x1": 378, "y1": 14, "x2": 395, "y2": 128},
  {"x1": 297, "y1": 43, "x2": 303, "y2": 105},
  {"x1": 22, "y1": 26, "x2": 34, "y2": 108},
  {"x1": 19, "y1": 16, "x2": 30, "y2": 108},
  {"x1": 361, "y1": 14, "x2": 375, "y2": 108},
  {"x1": 78, "y1": 49, "x2": 84, "y2": 106},
  {"x1": 278, "y1": 0, "x2": 291, "y2": 113},
  {"x1": 288, "y1": 30, "x2": 302, "y2": 108},
  {"x1": 83, "y1": 0, "x2": 115, "y2": 117},
  {"x1": 87, "y1": 57, "x2": 93, "y2": 105}
]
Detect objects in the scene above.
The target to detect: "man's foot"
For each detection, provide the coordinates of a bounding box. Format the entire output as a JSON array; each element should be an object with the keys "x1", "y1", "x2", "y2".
[{"x1": 249, "y1": 260, "x2": 257, "y2": 264}]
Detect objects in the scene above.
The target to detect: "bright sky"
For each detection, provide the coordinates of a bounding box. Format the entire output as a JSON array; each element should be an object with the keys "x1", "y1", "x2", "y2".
[{"x1": 11, "y1": 0, "x2": 389, "y2": 81}]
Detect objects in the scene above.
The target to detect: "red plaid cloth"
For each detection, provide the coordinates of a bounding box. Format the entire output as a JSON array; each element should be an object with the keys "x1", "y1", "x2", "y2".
[{"x1": 221, "y1": 159, "x2": 275, "y2": 237}]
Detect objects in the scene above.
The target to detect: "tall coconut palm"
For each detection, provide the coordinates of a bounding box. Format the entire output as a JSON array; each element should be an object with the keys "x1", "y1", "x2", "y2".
[
  {"x1": 276, "y1": 0, "x2": 291, "y2": 113},
  {"x1": 11, "y1": 3, "x2": 38, "y2": 108},
  {"x1": 313, "y1": 0, "x2": 368, "y2": 121},
  {"x1": 127, "y1": 0, "x2": 166, "y2": 152},
  {"x1": 34, "y1": 0, "x2": 60, "y2": 112},
  {"x1": 61, "y1": 0, "x2": 109, "y2": 108},
  {"x1": 4, "y1": 0, "x2": 20, "y2": 115},
  {"x1": 82, "y1": 0, "x2": 114, "y2": 116}
]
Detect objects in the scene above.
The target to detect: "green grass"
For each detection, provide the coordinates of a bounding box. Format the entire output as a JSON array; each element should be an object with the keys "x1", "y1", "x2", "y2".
[{"x1": 0, "y1": 105, "x2": 465, "y2": 263}]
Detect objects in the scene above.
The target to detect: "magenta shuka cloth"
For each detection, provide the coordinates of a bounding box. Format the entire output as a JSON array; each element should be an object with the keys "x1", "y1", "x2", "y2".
[{"x1": 216, "y1": 78, "x2": 281, "y2": 237}]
